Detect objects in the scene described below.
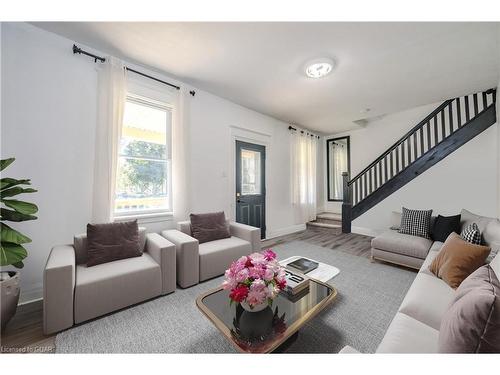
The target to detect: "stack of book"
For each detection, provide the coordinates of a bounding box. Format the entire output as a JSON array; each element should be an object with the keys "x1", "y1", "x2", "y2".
[
  {"x1": 282, "y1": 269, "x2": 310, "y2": 296},
  {"x1": 280, "y1": 258, "x2": 320, "y2": 301}
]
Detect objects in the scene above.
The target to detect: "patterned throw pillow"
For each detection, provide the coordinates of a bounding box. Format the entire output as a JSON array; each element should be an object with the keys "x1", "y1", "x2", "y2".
[
  {"x1": 461, "y1": 223, "x2": 482, "y2": 245},
  {"x1": 398, "y1": 207, "x2": 433, "y2": 239}
]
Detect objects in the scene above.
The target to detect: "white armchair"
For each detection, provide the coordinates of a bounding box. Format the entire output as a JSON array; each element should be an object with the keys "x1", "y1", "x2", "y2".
[
  {"x1": 162, "y1": 221, "x2": 260, "y2": 288},
  {"x1": 43, "y1": 227, "x2": 176, "y2": 334}
]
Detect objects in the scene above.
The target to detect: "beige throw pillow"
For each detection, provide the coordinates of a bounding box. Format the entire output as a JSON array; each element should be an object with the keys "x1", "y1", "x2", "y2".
[{"x1": 429, "y1": 232, "x2": 490, "y2": 289}]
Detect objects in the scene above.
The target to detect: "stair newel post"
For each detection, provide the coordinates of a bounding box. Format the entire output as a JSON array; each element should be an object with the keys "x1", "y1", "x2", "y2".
[{"x1": 342, "y1": 171, "x2": 352, "y2": 234}]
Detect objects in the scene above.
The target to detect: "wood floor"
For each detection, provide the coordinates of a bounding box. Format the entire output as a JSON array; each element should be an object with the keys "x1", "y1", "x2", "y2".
[
  {"x1": 1, "y1": 300, "x2": 55, "y2": 353},
  {"x1": 262, "y1": 224, "x2": 372, "y2": 258},
  {"x1": 1, "y1": 226, "x2": 372, "y2": 354}
]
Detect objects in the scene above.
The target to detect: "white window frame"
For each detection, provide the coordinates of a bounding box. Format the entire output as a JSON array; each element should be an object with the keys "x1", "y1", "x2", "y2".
[{"x1": 113, "y1": 93, "x2": 173, "y2": 219}]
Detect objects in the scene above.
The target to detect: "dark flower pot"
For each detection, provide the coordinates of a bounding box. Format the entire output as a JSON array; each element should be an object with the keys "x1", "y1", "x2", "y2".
[
  {"x1": 1, "y1": 271, "x2": 20, "y2": 332},
  {"x1": 237, "y1": 306, "x2": 274, "y2": 340}
]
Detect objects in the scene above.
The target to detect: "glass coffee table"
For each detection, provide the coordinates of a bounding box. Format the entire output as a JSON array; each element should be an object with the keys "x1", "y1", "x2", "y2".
[{"x1": 196, "y1": 279, "x2": 337, "y2": 353}]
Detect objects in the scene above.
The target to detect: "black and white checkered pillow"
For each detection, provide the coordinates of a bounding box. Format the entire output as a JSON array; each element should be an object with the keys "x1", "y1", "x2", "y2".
[
  {"x1": 460, "y1": 223, "x2": 482, "y2": 245},
  {"x1": 398, "y1": 207, "x2": 433, "y2": 239}
]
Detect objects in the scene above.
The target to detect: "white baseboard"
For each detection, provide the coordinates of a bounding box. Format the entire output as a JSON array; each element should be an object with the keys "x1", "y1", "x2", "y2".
[
  {"x1": 265, "y1": 224, "x2": 306, "y2": 240},
  {"x1": 352, "y1": 226, "x2": 382, "y2": 238},
  {"x1": 19, "y1": 286, "x2": 43, "y2": 305}
]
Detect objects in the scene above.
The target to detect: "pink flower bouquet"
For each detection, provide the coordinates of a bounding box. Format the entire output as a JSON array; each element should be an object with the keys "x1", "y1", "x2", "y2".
[{"x1": 222, "y1": 249, "x2": 287, "y2": 311}]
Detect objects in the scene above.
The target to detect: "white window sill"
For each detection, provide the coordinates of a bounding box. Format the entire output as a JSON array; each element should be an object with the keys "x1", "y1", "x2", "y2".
[{"x1": 114, "y1": 211, "x2": 174, "y2": 224}]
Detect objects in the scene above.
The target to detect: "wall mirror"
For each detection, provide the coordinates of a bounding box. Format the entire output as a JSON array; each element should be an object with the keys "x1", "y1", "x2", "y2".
[{"x1": 327, "y1": 136, "x2": 350, "y2": 201}]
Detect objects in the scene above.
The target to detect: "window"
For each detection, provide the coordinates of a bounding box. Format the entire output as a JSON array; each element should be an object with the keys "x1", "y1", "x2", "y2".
[
  {"x1": 114, "y1": 95, "x2": 172, "y2": 216},
  {"x1": 240, "y1": 148, "x2": 262, "y2": 195}
]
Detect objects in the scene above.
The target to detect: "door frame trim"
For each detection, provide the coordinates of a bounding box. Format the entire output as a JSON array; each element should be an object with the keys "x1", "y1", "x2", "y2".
[{"x1": 229, "y1": 126, "x2": 271, "y2": 239}]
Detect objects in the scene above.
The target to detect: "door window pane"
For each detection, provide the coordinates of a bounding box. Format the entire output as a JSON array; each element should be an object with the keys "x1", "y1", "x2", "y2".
[{"x1": 241, "y1": 149, "x2": 261, "y2": 195}]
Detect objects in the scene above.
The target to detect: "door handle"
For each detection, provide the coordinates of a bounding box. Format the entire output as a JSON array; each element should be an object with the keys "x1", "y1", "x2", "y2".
[{"x1": 237, "y1": 199, "x2": 246, "y2": 203}]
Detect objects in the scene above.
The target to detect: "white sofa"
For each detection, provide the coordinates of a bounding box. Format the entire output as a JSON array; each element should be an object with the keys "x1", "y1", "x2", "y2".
[
  {"x1": 341, "y1": 209, "x2": 500, "y2": 353},
  {"x1": 341, "y1": 247, "x2": 500, "y2": 353},
  {"x1": 371, "y1": 209, "x2": 500, "y2": 269}
]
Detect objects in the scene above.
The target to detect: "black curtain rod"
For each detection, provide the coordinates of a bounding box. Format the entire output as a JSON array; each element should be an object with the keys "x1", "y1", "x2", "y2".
[
  {"x1": 288, "y1": 125, "x2": 320, "y2": 139},
  {"x1": 72, "y1": 44, "x2": 196, "y2": 96}
]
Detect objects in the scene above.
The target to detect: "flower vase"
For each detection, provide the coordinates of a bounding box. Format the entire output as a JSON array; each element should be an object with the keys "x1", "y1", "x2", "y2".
[
  {"x1": 241, "y1": 300, "x2": 269, "y2": 312},
  {"x1": 237, "y1": 305, "x2": 274, "y2": 340}
]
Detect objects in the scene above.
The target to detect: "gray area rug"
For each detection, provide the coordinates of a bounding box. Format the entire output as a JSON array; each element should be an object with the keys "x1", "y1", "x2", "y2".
[{"x1": 56, "y1": 240, "x2": 416, "y2": 353}]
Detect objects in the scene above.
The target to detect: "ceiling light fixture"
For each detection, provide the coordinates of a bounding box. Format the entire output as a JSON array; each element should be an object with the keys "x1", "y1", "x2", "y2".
[{"x1": 304, "y1": 58, "x2": 335, "y2": 79}]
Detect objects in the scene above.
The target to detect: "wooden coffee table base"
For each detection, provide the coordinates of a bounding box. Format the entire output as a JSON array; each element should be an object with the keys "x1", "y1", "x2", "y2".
[{"x1": 272, "y1": 331, "x2": 299, "y2": 353}]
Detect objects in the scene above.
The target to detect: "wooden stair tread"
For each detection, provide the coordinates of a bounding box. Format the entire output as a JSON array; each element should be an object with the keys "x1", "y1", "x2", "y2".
[
  {"x1": 307, "y1": 221, "x2": 341, "y2": 229},
  {"x1": 316, "y1": 212, "x2": 342, "y2": 221}
]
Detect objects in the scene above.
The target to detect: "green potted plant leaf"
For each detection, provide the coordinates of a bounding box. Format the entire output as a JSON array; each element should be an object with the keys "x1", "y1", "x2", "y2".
[{"x1": 0, "y1": 158, "x2": 38, "y2": 331}]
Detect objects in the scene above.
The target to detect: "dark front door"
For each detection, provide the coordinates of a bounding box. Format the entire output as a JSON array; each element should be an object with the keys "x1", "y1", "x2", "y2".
[{"x1": 235, "y1": 140, "x2": 266, "y2": 239}]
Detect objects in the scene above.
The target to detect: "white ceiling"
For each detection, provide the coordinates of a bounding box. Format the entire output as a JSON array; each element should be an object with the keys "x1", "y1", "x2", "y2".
[{"x1": 32, "y1": 22, "x2": 500, "y2": 134}]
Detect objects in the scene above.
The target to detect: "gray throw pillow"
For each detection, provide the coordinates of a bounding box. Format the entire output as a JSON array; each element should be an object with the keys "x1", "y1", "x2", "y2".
[
  {"x1": 86, "y1": 220, "x2": 141, "y2": 267},
  {"x1": 398, "y1": 207, "x2": 433, "y2": 239},
  {"x1": 438, "y1": 265, "x2": 500, "y2": 353},
  {"x1": 190, "y1": 211, "x2": 230, "y2": 244}
]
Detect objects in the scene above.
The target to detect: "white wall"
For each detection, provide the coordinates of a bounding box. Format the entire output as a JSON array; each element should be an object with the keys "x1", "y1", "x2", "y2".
[
  {"x1": 1, "y1": 23, "x2": 303, "y2": 303},
  {"x1": 323, "y1": 100, "x2": 499, "y2": 236},
  {"x1": 187, "y1": 86, "x2": 305, "y2": 238},
  {"x1": 2, "y1": 23, "x2": 99, "y2": 302}
]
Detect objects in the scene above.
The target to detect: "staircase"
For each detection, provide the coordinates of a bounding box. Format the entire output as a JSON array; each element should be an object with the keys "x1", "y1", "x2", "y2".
[
  {"x1": 308, "y1": 212, "x2": 342, "y2": 229},
  {"x1": 342, "y1": 89, "x2": 497, "y2": 233}
]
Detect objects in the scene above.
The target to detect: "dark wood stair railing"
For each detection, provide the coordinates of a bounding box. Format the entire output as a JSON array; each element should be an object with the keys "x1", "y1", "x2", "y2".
[
  {"x1": 342, "y1": 89, "x2": 497, "y2": 233},
  {"x1": 342, "y1": 171, "x2": 352, "y2": 233}
]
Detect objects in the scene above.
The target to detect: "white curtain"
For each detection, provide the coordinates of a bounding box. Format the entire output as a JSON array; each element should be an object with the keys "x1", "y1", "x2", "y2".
[
  {"x1": 331, "y1": 142, "x2": 348, "y2": 199},
  {"x1": 92, "y1": 57, "x2": 127, "y2": 223},
  {"x1": 172, "y1": 87, "x2": 191, "y2": 222},
  {"x1": 291, "y1": 130, "x2": 317, "y2": 223}
]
